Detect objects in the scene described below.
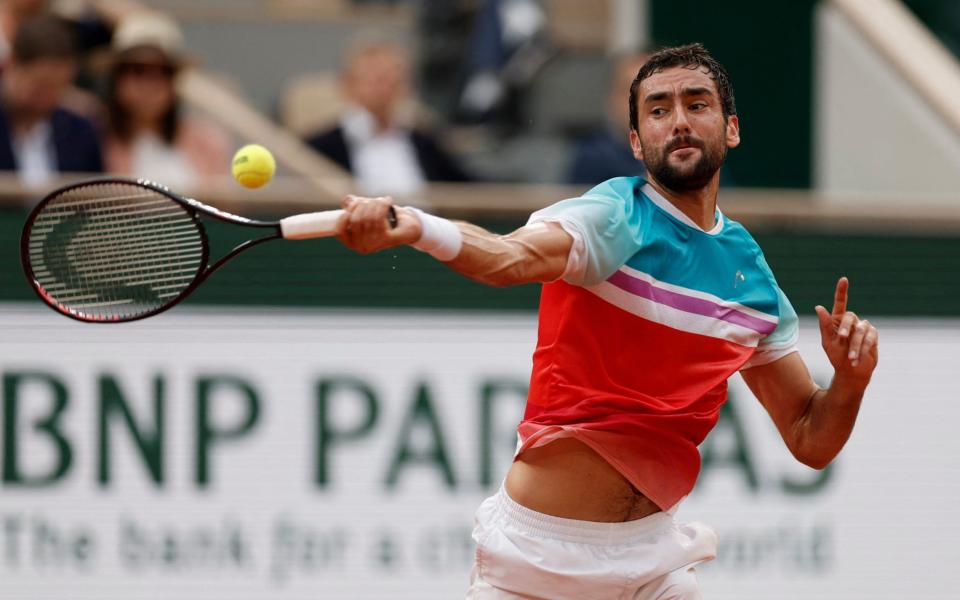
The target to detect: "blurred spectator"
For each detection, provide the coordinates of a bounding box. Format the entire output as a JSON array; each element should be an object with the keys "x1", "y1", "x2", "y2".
[
  {"x1": 0, "y1": 0, "x2": 46, "y2": 67},
  {"x1": 566, "y1": 52, "x2": 648, "y2": 186},
  {"x1": 0, "y1": 14, "x2": 103, "y2": 185},
  {"x1": 456, "y1": 0, "x2": 552, "y2": 127},
  {"x1": 416, "y1": 0, "x2": 474, "y2": 116},
  {"x1": 1, "y1": 1, "x2": 127, "y2": 121},
  {"x1": 306, "y1": 40, "x2": 473, "y2": 199},
  {"x1": 103, "y1": 12, "x2": 230, "y2": 189}
]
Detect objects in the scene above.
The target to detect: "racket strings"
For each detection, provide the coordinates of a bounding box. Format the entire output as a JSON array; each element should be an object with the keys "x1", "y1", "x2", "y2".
[{"x1": 26, "y1": 182, "x2": 205, "y2": 321}]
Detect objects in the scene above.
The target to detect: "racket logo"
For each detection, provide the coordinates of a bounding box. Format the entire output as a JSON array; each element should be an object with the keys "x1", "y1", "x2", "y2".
[{"x1": 43, "y1": 204, "x2": 165, "y2": 310}]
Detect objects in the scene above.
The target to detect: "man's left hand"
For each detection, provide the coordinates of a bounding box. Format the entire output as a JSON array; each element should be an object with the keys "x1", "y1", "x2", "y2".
[{"x1": 814, "y1": 277, "x2": 879, "y2": 381}]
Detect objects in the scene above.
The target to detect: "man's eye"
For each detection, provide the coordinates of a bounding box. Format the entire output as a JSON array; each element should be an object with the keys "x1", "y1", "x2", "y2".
[
  {"x1": 690, "y1": 102, "x2": 707, "y2": 110},
  {"x1": 651, "y1": 107, "x2": 667, "y2": 116}
]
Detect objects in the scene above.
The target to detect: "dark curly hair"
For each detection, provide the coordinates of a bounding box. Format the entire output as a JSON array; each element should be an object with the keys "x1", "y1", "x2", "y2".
[{"x1": 628, "y1": 43, "x2": 736, "y2": 132}]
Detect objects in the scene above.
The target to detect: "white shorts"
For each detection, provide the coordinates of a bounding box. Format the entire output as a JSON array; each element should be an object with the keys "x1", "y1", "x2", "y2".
[{"x1": 467, "y1": 487, "x2": 717, "y2": 600}]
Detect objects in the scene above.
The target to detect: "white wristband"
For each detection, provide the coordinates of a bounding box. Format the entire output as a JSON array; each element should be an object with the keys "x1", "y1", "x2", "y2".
[{"x1": 408, "y1": 207, "x2": 463, "y2": 261}]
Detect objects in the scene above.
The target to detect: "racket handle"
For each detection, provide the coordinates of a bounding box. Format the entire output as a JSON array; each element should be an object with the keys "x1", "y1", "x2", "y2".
[
  {"x1": 280, "y1": 207, "x2": 398, "y2": 240},
  {"x1": 279, "y1": 210, "x2": 344, "y2": 240}
]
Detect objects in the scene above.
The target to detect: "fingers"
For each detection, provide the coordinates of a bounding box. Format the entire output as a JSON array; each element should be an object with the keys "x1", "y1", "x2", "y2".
[
  {"x1": 815, "y1": 305, "x2": 831, "y2": 337},
  {"x1": 846, "y1": 319, "x2": 870, "y2": 366},
  {"x1": 862, "y1": 325, "x2": 879, "y2": 362},
  {"x1": 831, "y1": 276, "x2": 849, "y2": 318},
  {"x1": 337, "y1": 195, "x2": 397, "y2": 253},
  {"x1": 352, "y1": 197, "x2": 390, "y2": 241},
  {"x1": 836, "y1": 310, "x2": 858, "y2": 338},
  {"x1": 819, "y1": 276, "x2": 879, "y2": 372},
  {"x1": 830, "y1": 314, "x2": 879, "y2": 370}
]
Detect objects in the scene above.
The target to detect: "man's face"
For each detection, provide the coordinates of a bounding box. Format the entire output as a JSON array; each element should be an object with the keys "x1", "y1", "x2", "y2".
[
  {"x1": 630, "y1": 66, "x2": 739, "y2": 192},
  {"x1": 343, "y1": 47, "x2": 409, "y2": 119},
  {"x1": 5, "y1": 58, "x2": 75, "y2": 120}
]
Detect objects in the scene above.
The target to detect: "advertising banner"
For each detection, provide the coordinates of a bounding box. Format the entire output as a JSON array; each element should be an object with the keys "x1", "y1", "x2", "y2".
[{"x1": 0, "y1": 306, "x2": 955, "y2": 599}]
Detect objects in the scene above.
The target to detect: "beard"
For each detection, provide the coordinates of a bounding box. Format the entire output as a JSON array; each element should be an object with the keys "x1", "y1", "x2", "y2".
[{"x1": 642, "y1": 134, "x2": 727, "y2": 192}]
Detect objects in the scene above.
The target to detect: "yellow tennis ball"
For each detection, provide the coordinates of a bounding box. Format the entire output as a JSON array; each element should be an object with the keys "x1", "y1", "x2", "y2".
[{"x1": 232, "y1": 144, "x2": 276, "y2": 189}]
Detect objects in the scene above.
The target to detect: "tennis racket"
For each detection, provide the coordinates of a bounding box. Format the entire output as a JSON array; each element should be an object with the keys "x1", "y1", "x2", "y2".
[{"x1": 20, "y1": 178, "x2": 395, "y2": 323}]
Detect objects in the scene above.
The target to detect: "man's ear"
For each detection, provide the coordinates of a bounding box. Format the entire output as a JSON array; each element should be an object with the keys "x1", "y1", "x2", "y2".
[
  {"x1": 726, "y1": 115, "x2": 740, "y2": 149},
  {"x1": 630, "y1": 130, "x2": 644, "y2": 161}
]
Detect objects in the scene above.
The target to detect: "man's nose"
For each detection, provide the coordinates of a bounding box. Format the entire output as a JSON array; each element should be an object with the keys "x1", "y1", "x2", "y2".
[{"x1": 672, "y1": 106, "x2": 692, "y2": 135}]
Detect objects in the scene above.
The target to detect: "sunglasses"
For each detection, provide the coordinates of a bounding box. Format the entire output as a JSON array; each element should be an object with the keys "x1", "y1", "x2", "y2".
[{"x1": 117, "y1": 62, "x2": 177, "y2": 79}]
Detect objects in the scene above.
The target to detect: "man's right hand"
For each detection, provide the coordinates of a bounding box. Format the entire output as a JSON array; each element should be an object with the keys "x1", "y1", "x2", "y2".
[{"x1": 335, "y1": 195, "x2": 422, "y2": 254}]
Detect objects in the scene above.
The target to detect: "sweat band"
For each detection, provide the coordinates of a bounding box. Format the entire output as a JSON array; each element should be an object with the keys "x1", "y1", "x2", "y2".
[{"x1": 407, "y1": 207, "x2": 463, "y2": 261}]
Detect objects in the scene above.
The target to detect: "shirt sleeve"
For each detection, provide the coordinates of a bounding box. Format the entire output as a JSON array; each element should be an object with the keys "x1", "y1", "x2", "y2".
[
  {"x1": 526, "y1": 182, "x2": 642, "y2": 287},
  {"x1": 741, "y1": 263, "x2": 800, "y2": 370}
]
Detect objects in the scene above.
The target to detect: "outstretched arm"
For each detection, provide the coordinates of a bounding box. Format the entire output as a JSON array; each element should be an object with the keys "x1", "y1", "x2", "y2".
[
  {"x1": 334, "y1": 195, "x2": 574, "y2": 287},
  {"x1": 740, "y1": 277, "x2": 879, "y2": 469}
]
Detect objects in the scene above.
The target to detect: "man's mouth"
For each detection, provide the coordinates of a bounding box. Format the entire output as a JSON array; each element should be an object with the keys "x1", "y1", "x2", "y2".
[
  {"x1": 669, "y1": 145, "x2": 700, "y2": 157},
  {"x1": 668, "y1": 138, "x2": 702, "y2": 153}
]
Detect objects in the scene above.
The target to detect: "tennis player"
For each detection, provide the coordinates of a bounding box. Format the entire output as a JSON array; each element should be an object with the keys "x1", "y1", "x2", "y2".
[{"x1": 335, "y1": 43, "x2": 879, "y2": 599}]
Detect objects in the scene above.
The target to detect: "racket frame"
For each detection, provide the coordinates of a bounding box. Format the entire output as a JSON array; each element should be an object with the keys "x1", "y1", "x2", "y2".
[{"x1": 21, "y1": 177, "x2": 282, "y2": 323}]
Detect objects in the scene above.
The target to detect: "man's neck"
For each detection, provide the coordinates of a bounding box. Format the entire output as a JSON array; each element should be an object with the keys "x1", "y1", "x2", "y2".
[{"x1": 645, "y1": 174, "x2": 720, "y2": 230}]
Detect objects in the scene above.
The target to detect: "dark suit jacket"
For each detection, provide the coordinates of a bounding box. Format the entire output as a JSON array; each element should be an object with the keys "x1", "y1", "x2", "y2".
[
  {"x1": 566, "y1": 131, "x2": 645, "y2": 186},
  {"x1": 0, "y1": 107, "x2": 104, "y2": 173},
  {"x1": 307, "y1": 125, "x2": 473, "y2": 183}
]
